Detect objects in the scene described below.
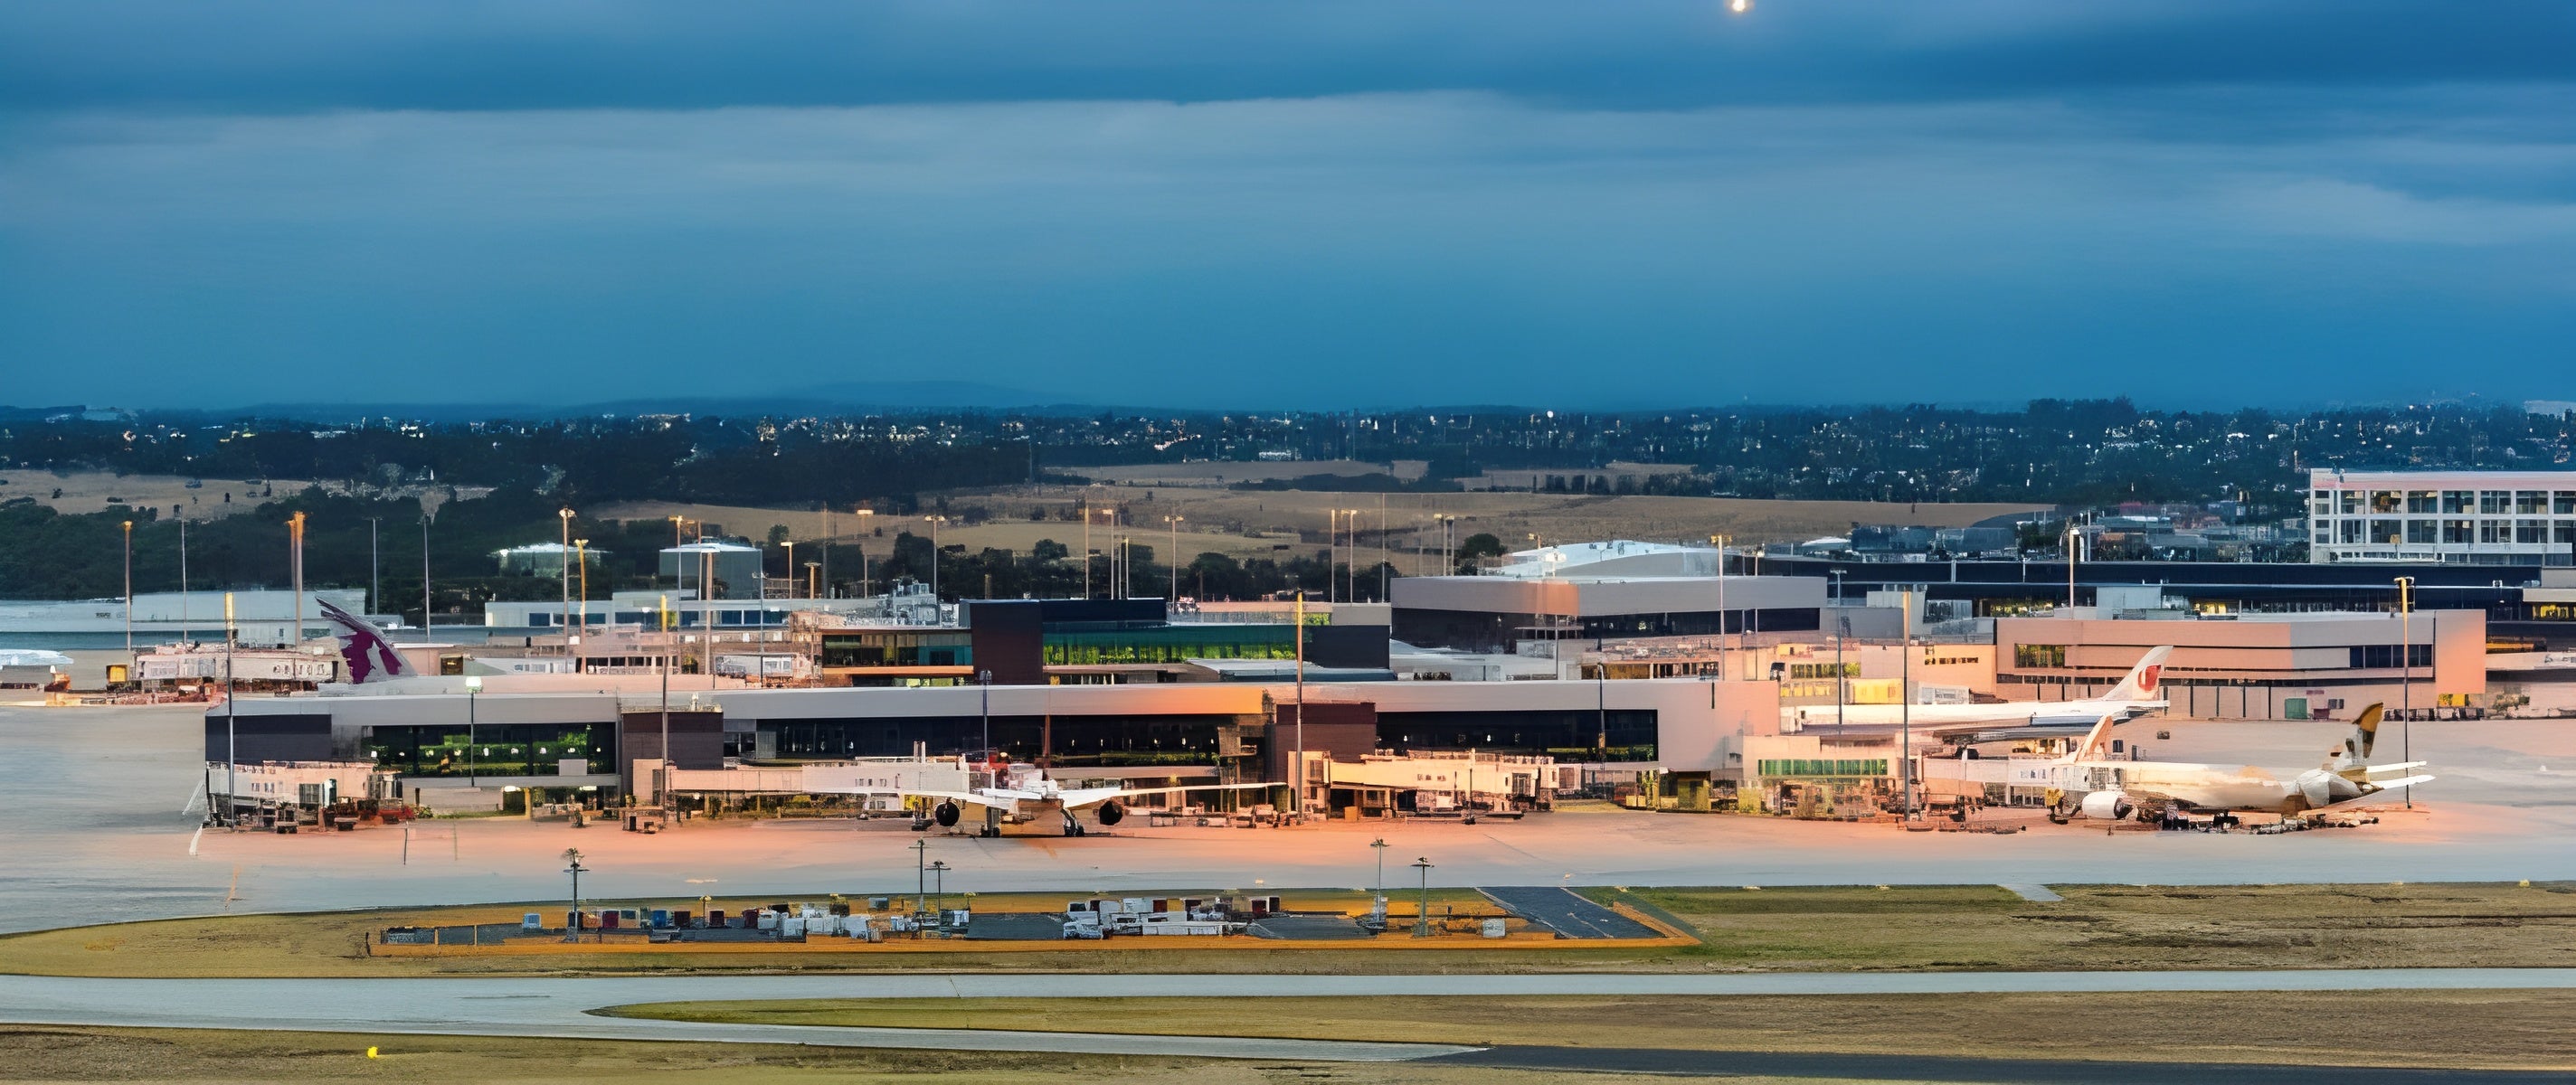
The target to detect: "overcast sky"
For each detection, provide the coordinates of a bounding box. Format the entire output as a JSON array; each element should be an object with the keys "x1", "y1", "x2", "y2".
[{"x1": 3, "y1": 2, "x2": 2571, "y2": 411}]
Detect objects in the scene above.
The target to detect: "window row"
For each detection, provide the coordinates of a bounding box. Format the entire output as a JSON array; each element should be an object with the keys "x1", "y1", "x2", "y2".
[
  {"x1": 2314, "y1": 489, "x2": 2576, "y2": 515},
  {"x1": 2316, "y1": 519, "x2": 2576, "y2": 545}
]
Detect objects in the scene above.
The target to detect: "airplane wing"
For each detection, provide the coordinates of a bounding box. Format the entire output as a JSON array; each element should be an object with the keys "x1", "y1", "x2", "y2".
[
  {"x1": 1058, "y1": 782, "x2": 1276, "y2": 810},
  {"x1": 2308, "y1": 776, "x2": 2434, "y2": 815},
  {"x1": 905, "y1": 789, "x2": 1018, "y2": 811},
  {"x1": 2362, "y1": 761, "x2": 2428, "y2": 776}
]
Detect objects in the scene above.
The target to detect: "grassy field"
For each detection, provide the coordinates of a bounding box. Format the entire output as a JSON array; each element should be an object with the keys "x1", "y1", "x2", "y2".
[
  {"x1": 598, "y1": 484, "x2": 2044, "y2": 571},
  {"x1": 1619, "y1": 882, "x2": 2576, "y2": 971},
  {"x1": 5, "y1": 883, "x2": 2571, "y2": 979},
  {"x1": 605, "y1": 990, "x2": 2576, "y2": 1071},
  {"x1": 0, "y1": 1026, "x2": 1685, "y2": 1085}
]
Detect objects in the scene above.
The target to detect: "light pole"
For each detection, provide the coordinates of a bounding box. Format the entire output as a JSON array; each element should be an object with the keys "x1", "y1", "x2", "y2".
[
  {"x1": 122, "y1": 519, "x2": 134, "y2": 658},
  {"x1": 223, "y1": 592, "x2": 236, "y2": 818},
  {"x1": 782, "y1": 540, "x2": 795, "y2": 599},
  {"x1": 1899, "y1": 589, "x2": 1915, "y2": 819},
  {"x1": 657, "y1": 594, "x2": 670, "y2": 812},
  {"x1": 558, "y1": 507, "x2": 575, "y2": 648},
  {"x1": 1710, "y1": 533, "x2": 1728, "y2": 680},
  {"x1": 2064, "y1": 516, "x2": 2079, "y2": 610},
  {"x1": 421, "y1": 514, "x2": 433, "y2": 644},
  {"x1": 2395, "y1": 576, "x2": 2415, "y2": 810},
  {"x1": 855, "y1": 508, "x2": 876, "y2": 598},
  {"x1": 367, "y1": 516, "x2": 381, "y2": 619},
  {"x1": 1346, "y1": 508, "x2": 1363, "y2": 602},
  {"x1": 1834, "y1": 615, "x2": 1850, "y2": 731},
  {"x1": 467, "y1": 675, "x2": 479, "y2": 786},
  {"x1": 979, "y1": 669, "x2": 993, "y2": 760},
  {"x1": 289, "y1": 511, "x2": 307, "y2": 647},
  {"x1": 1164, "y1": 514, "x2": 1184, "y2": 599},
  {"x1": 924, "y1": 515, "x2": 947, "y2": 600},
  {"x1": 561, "y1": 848, "x2": 587, "y2": 942},
  {"x1": 1293, "y1": 590, "x2": 1306, "y2": 814},
  {"x1": 1370, "y1": 837, "x2": 1388, "y2": 914},
  {"x1": 930, "y1": 860, "x2": 951, "y2": 918},
  {"x1": 1327, "y1": 510, "x2": 1341, "y2": 603},
  {"x1": 178, "y1": 517, "x2": 189, "y2": 643},
  {"x1": 913, "y1": 838, "x2": 930, "y2": 915},
  {"x1": 573, "y1": 538, "x2": 589, "y2": 670},
  {"x1": 805, "y1": 561, "x2": 820, "y2": 601},
  {"x1": 1411, "y1": 856, "x2": 1435, "y2": 939}
]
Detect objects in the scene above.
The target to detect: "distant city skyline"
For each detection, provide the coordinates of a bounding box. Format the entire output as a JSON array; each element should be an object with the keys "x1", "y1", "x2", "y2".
[{"x1": 3, "y1": 2, "x2": 2571, "y2": 410}]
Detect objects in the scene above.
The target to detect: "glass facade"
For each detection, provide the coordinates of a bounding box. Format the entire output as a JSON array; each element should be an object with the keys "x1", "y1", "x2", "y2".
[
  {"x1": 365, "y1": 723, "x2": 606, "y2": 777},
  {"x1": 819, "y1": 630, "x2": 973, "y2": 668},
  {"x1": 1041, "y1": 624, "x2": 1298, "y2": 665},
  {"x1": 1378, "y1": 709, "x2": 1657, "y2": 762}
]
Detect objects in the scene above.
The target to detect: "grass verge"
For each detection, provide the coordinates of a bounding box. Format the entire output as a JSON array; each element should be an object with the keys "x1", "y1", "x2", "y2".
[{"x1": 603, "y1": 990, "x2": 2576, "y2": 1071}]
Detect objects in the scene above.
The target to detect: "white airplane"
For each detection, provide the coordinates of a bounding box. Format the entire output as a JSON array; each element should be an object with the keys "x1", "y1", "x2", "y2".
[
  {"x1": 1788, "y1": 646, "x2": 2173, "y2": 735},
  {"x1": 914, "y1": 761, "x2": 1276, "y2": 837},
  {"x1": 2046, "y1": 703, "x2": 2433, "y2": 825}
]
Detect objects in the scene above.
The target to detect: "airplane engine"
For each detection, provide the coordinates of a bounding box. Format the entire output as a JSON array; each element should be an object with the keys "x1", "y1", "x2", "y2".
[
  {"x1": 1095, "y1": 800, "x2": 1124, "y2": 826},
  {"x1": 933, "y1": 801, "x2": 961, "y2": 827},
  {"x1": 2079, "y1": 790, "x2": 2133, "y2": 821}
]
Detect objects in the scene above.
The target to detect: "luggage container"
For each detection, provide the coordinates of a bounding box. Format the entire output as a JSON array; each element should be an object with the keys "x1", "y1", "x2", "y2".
[{"x1": 781, "y1": 917, "x2": 806, "y2": 938}]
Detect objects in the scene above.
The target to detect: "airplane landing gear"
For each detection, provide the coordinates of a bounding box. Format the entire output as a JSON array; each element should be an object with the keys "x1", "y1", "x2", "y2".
[{"x1": 1062, "y1": 812, "x2": 1086, "y2": 837}]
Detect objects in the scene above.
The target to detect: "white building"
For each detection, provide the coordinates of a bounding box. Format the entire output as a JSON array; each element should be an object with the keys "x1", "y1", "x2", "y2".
[{"x1": 2308, "y1": 468, "x2": 2576, "y2": 565}]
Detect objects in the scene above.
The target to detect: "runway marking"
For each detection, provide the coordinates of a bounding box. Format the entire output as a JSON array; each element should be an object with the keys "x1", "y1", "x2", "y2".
[{"x1": 187, "y1": 826, "x2": 202, "y2": 856}]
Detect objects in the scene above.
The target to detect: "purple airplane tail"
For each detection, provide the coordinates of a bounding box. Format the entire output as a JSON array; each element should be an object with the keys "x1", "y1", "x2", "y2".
[{"x1": 317, "y1": 599, "x2": 419, "y2": 684}]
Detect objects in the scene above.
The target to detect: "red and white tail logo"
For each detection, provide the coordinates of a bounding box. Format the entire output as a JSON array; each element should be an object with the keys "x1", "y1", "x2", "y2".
[{"x1": 2136, "y1": 665, "x2": 2160, "y2": 693}]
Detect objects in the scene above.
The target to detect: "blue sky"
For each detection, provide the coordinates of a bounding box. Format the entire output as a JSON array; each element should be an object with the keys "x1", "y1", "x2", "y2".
[{"x1": 3, "y1": 2, "x2": 2571, "y2": 410}]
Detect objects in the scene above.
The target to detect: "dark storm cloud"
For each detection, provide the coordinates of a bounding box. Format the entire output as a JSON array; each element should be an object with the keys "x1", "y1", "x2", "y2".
[
  {"x1": 1, "y1": 2, "x2": 2571, "y2": 410},
  {"x1": 3, "y1": 1, "x2": 2571, "y2": 114}
]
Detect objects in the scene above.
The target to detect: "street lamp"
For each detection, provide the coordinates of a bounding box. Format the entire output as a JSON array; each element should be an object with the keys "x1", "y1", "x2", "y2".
[
  {"x1": 561, "y1": 848, "x2": 588, "y2": 942},
  {"x1": 1411, "y1": 856, "x2": 1435, "y2": 939},
  {"x1": 782, "y1": 540, "x2": 795, "y2": 599},
  {"x1": 573, "y1": 538, "x2": 589, "y2": 669},
  {"x1": 913, "y1": 838, "x2": 930, "y2": 915},
  {"x1": 930, "y1": 860, "x2": 952, "y2": 918},
  {"x1": 855, "y1": 508, "x2": 876, "y2": 598},
  {"x1": 1164, "y1": 514, "x2": 1185, "y2": 599},
  {"x1": 1350, "y1": 507, "x2": 1370, "y2": 600},
  {"x1": 558, "y1": 508, "x2": 575, "y2": 646},
  {"x1": 122, "y1": 519, "x2": 134, "y2": 658},
  {"x1": 979, "y1": 669, "x2": 994, "y2": 761},
  {"x1": 923, "y1": 515, "x2": 949, "y2": 600},
  {"x1": 465, "y1": 675, "x2": 480, "y2": 786},
  {"x1": 2395, "y1": 575, "x2": 2416, "y2": 809},
  {"x1": 1369, "y1": 837, "x2": 1389, "y2": 917}
]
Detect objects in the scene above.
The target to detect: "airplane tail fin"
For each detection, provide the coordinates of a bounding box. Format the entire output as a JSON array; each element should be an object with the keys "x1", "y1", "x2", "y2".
[
  {"x1": 2062, "y1": 712, "x2": 2119, "y2": 763},
  {"x1": 2331, "y1": 703, "x2": 2385, "y2": 769},
  {"x1": 2103, "y1": 646, "x2": 2173, "y2": 703},
  {"x1": 317, "y1": 599, "x2": 419, "y2": 684}
]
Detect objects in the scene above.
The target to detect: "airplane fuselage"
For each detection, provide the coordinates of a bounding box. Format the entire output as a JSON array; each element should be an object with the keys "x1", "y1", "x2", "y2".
[{"x1": 1795, "y1": 700, "x2": 2164, "y2": 730}]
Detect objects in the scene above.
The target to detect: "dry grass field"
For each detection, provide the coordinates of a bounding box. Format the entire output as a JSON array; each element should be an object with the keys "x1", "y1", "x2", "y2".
[
  {"x1": 610, "y1": 989, "x2": 2576, "y2": 1071},
  {"x1": 598, "y1": 482, "x2": 2044, "y2": 571},
  {"x1": 6, "y1": 883, "x2": 2571, "y2": 980},
  {"x1": 0, "y1": 1026, "x2": 1643, "y2": 1085},
  {"x1": 0, "y1": 469, "x2": 319, "y2": 521}
]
